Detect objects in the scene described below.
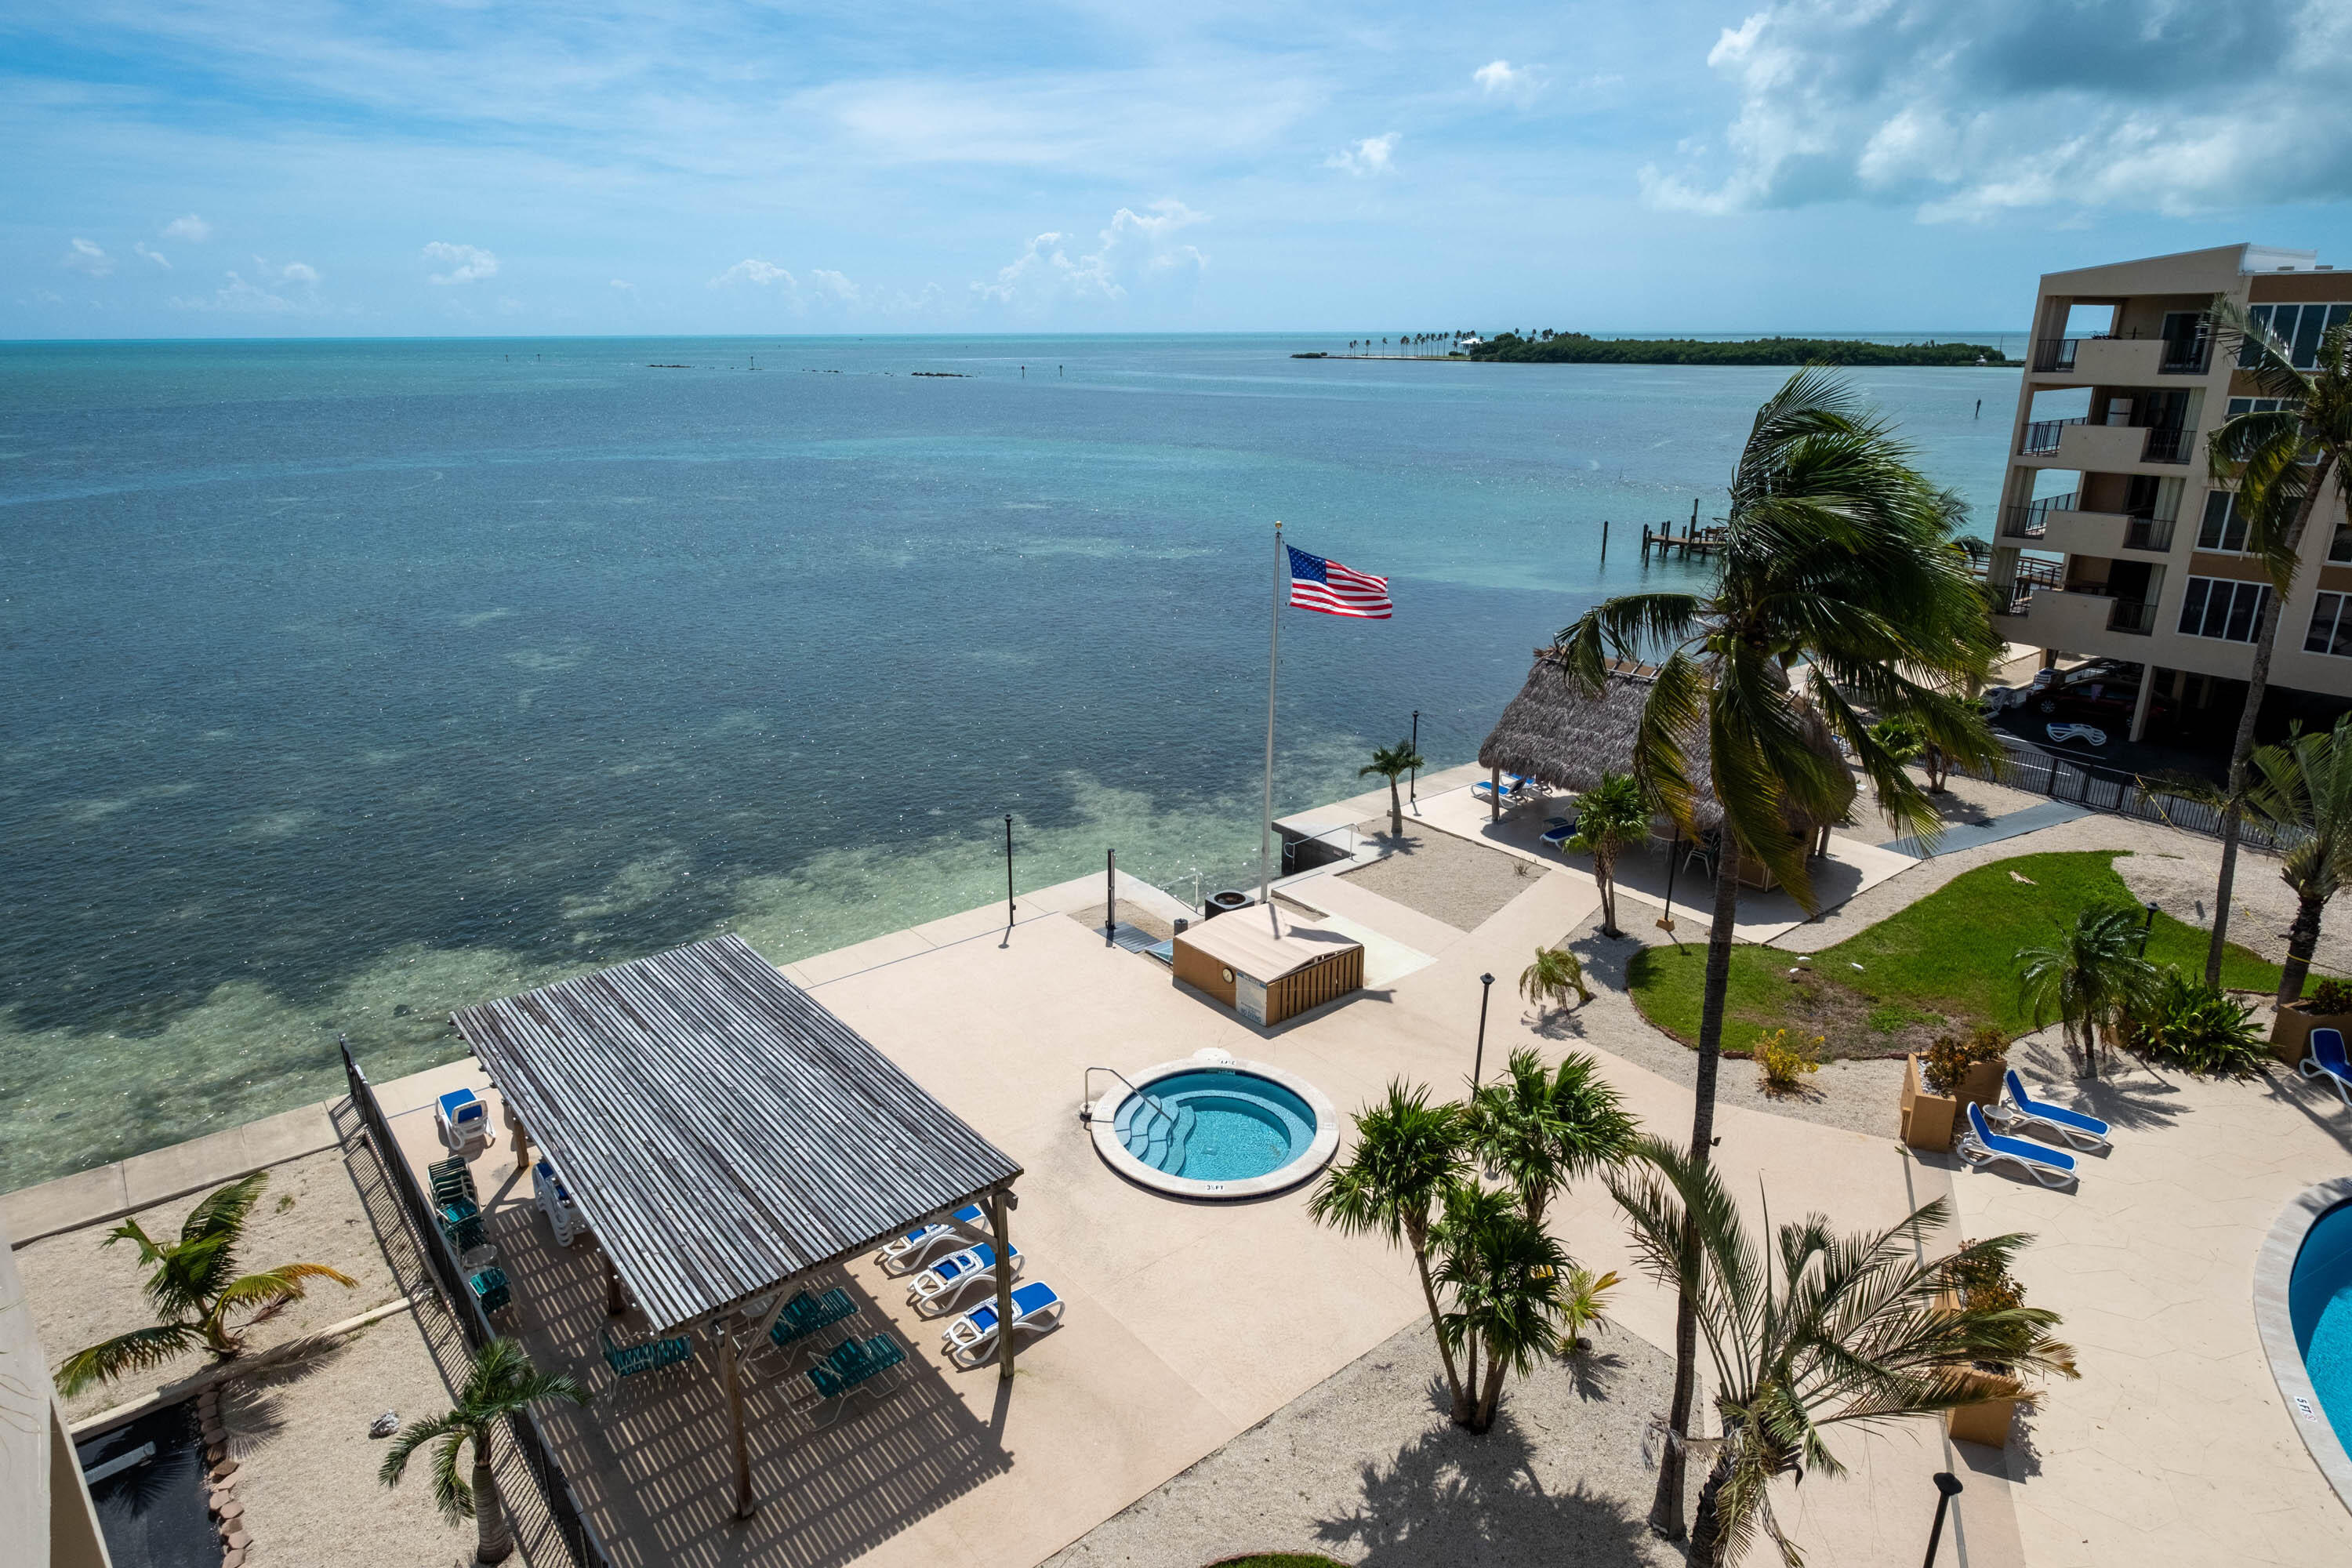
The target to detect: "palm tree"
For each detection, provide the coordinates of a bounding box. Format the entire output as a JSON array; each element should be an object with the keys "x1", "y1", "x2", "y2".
[
  {"x1": 1610, "y1": 1138, "x2": 2077, "y2": 1566},
  {"x1": 1519, "y1": 946, "x2": 1592, "y2": 1014},
  {"x1": 1308, "y1": 1081, "x2": 1472, "y2": 1421},
  {"x1": 1431, "y1": 1180, "x2": 1570, "y2": 1433},
  {"x1": 2016, "y1": 905, "x2": 2162, "y2": 1080},
  {"x1": 381, "y1": 1338, "x2": 591, "y2": 1564},
  {"x1": 2244, "y1": 713, "x2": 2352, "y2": 1004},
  {"x1": 1552, "y1": 368, "x2": 2002, "y2": 1537},
  {"x1": 1360, "y1": 739, "x2": 1425, "y2": 836},
  {"x1": 1464, "y1": 1047, "x2": 1637, "y2": 1226},
  {"x1": 1565, "y1": 772, "x2": 1650, "y2": 936},
  {"x1": 2200, "y1": 300, "x2": 2352, "y2": 985},
  {"x1": 55, "y1": 1173, "x2": 356, "y2": 1396}
]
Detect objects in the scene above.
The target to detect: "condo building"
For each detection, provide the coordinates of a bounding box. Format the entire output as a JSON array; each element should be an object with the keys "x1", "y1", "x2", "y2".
[{"x1": 1989, "y1": 243, "x2": 2352, "y2": 747}]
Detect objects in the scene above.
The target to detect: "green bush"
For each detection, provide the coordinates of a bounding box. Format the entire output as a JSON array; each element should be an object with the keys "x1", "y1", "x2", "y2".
[
  {"x1": 1921, "y1": 1025, "x2": 2008, "y2": 1095},
  {"x1": 2308, "y1": 977, "x2": 2352, "y2": 1014},
  {"x1": 2131, "y1": 968, "x2": 2267, "y2": 1077}
]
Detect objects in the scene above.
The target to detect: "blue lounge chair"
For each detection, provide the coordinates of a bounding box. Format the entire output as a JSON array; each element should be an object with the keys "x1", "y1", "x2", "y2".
[
  {"x1": 875, "y1": 1203, "x2": 987, "y2": 1271},
  {"x1": 1958, "y1": 1102, "x2": 2077, "y2": 1189},
  {"x1": 434, "y1": 1088, "x2": 492, "y2": 1156},
  {"x1": 1472, "y1": 775, "x2": 1536, "y2": 807},
  {"x1": 908, "y1": 1243, "x2": 1019, "y2": 1309},
  {"x1": 941, "y1": 1280, "x2": 1066, "y2": 1367},
  {"x1": 1990, "y1": 1069, "x2": 2111, "y2": 1150},
  {"x1": 1541, "y1": 815, "x2": 1579, "y2": 848},
  {"x1": 2303, "y1": 1027, "x2": 2352, "y2": 1107},
  {"x1": 602, "y1": 1325, "x2": 694, "y2": 1379},
  {"x1": 769, "y1": 1287, "x2": 858, "y2": 1353}
]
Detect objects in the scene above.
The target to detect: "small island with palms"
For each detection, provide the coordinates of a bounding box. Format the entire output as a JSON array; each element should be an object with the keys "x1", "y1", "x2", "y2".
[{"x1": 1294, "y1": 330, "x2": 2013, "y2": 365}]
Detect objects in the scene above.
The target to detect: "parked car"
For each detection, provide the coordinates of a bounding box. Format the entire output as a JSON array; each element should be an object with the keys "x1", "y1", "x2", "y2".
[{"x1": 1991, "y1": 660, "x2": 2169, "y2": 728}]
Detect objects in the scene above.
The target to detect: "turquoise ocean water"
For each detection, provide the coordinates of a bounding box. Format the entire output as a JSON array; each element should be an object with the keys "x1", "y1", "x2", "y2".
[{"x1": 0, "y1": 333, "x2": 2021, "y2": 1188}]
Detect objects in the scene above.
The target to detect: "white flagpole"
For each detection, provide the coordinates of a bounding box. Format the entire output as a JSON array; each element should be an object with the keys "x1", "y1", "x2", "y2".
[{"x1": 1261, "y1": 521, "x2": 1283, "y2": 930}]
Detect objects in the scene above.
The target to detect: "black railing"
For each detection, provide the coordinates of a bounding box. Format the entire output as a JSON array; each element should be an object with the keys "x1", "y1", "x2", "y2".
[
  {"x1": 340, "y1": 1042, "x2": 615, "y2": 1568},
  {"x1": 1934, "y1": 749, "x2": 2285, "y2": 853},
  {"x1": 2124, "y1": 515, "x2": 2175, "y2": 551},
  {"x1": 2160, "y1": 340, "x2": 2212, "y2": 374},
  {"x1": 1999, "y1": 492, "x2": 2078, "y2": 539},
  {"x1": 2022, "y1": 417, "x2": 2085, "y2": 455},
  {"x1": 2033, "y1": 337, "x2": 2082, "y2": 372},
  {"x1": 2108, "y1": 599, "x2": 2157, "y2": 634},
  {"x1": 2142, "y1": 424, "x2": 2194, "y2": 463}
]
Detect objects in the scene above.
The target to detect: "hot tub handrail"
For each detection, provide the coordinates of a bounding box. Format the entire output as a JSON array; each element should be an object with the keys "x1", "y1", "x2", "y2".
[{"x1": 1083, "y1": 1066, "x2": 1178, "y2": 1131}]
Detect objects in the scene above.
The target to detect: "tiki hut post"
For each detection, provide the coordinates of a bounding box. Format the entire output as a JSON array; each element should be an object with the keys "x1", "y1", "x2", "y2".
[{"x1": 1489, "y1": 765, "x2": 1501, "y2": 822}]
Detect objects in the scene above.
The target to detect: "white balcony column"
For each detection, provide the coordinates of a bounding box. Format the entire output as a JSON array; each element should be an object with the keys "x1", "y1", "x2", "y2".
[{"x1": 2129, "y1": 662, "x2": 2159, "y2": 742}]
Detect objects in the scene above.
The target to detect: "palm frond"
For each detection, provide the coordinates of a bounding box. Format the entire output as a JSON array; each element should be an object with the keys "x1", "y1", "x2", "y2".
[{"x1": 54, "y1": 1323, "x2": 208, "y2": 1397}]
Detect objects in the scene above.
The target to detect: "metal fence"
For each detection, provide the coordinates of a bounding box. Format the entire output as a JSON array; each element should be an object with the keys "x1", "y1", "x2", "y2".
[
  {"x1": 1947, "y1": 746, "x2": 2287, "y2": 854},
  {"x1": 339, "y1": 1040, "x2": 616, "y2": 1568}
]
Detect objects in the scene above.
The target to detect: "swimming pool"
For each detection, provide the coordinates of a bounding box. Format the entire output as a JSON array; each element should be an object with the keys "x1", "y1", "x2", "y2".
[
  {"x1": 2295, "y1": 1201, "x2": 2352, "y2": 1453},
  {"x1": 2261, "y1": 1180, "x2": 2352, "y2": 1514},
  {"x1": 1088, "y1": 1051, "x2": 1338, "y2": 1199}
]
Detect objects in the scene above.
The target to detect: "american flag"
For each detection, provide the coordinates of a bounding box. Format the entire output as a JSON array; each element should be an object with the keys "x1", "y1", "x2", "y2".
[{"x1": 1287, "y1": 544, "x2": 1392, "y2": 619}]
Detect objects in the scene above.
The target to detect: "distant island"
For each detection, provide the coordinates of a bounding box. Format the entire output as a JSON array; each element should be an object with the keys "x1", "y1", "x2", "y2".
[
  {"x1": 1468, "y1": 332, "x2": 2010, "y2": 367},
  {"x1": 1293, "y1": 332, "x2": 2013, "y2": 367}
]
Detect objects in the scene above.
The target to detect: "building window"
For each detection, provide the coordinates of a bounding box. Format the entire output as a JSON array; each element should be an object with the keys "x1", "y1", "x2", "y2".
[
  {"x1": 2198, "y1": 491, "x2": 2251, "y2": 553},
  {"x1": 2308, "y1": 593, "x2": 2352, "y2": 658},
  {"x1": 2241, "y1": 303, "x2": 2351, "y2": 369},
  {"x1": 2225, "y1": 396, "x2": 2302, "y2": 418},
  {"x1": 2176, "y1": 575, "x2": 2270, "y2": 641}
]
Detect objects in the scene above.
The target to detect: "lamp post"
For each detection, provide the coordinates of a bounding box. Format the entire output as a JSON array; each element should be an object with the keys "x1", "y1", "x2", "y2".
[
  {"x1": 2137, "y1": 900, "x2": 2158, "y2": 955},
  {"x1": 1921, "y1": 1472, "x2": 1963, "y2": 1567},
  {"x1": 1004, "y1": 817, "x2": 1016, "y2": 927},
  {"x1": 1410, "y1": 710, "x2": 1421, "y2": 808},
  {"x1": 1473, "y1": 973, "x2": 1495, "y2": 1086}
]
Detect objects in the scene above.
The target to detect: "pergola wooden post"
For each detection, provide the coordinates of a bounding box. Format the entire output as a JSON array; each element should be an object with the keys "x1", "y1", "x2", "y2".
[
  {"x1": 506, "y1": 1105, "x2": 532, "y2": 1176},
  {"x1": 716, "y1": 1312, "x2": 756, "y2": 1520},
  {"x1": 990, "y1": 1187, "x2": 1016, "y2": 1381},
  {"x1": 601, "y1": 1250, "x2": 628, "y2": 1317}
]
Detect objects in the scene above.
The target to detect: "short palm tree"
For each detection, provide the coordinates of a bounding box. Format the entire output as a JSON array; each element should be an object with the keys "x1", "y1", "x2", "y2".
[
  {"x1": 1565, "y1": 772, "x2": 1650, "y2": 936},
  {"x1": 1519, "y1": 946, "x2": 1592, "y2": 1015},
  {"x1": 381, "y1": 1338, "x2": 591, "y2": 1564},
  {"x1": 1431, "y1": 1180, "x2": 1570, "y2": 1433},
  {"x1": 55, "y1": 1173, "x2": 356, "y2": 1396},
  {"x1": 1464, "y1": 1047, "x2": 1637, "y2": 1227},
  {"x1": 2016, "y1": 905, "x2": 2162, "y2": 1080},
  {"x1": 1553, "y1": 368, "x2": 2003, "y2": 1537},
  {"x1": 2199, "y1": 300, "x2": 2352, "y2": 984},
  {"x1": 1360, "y1": 739, "x2": 1425, "y2": 836},
  {"x1": 2245, "y1": 714, "x2": 2352, "y2": 1005},
  {"x1": 1308, "y1": 1081, "x2": 1472, "y2": 1421},
  {"x1": 1610, "y1": 1137, "x2": 2076, "y2": 1566}
]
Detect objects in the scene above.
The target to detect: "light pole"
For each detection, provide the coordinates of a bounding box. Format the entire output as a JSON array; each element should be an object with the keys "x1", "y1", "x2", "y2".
[
  {"x1": 1410, "y1": 710, "x2": 1421, "y2": 808},
  {"x1": 1921, "y1": 1472, "x2": 1963, "y2": 1567},
  {"x1": 1473, "y1": 973, "x2": 1495, "y2": 1086}
]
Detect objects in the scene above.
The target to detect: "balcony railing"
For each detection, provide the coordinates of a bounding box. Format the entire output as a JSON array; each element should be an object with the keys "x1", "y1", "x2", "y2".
[
  {"x1": 2142, "y1": 424, "x2": 2194, "y2": 463},
  {"x1": 2022, "y1": 416, "x2": 2087, "y2": 455},
  {"x1": 1999, "y1": 492, "x2": 2078, "y2": 539},
  {"x1": 2159, "y1": 340, "x2": 2212, "y2": 375},
  {"x1": 2123, "y1": 514, "x2": 2176, "y2": 552},
  {"x1": 2034, "y1": 337, "x2": 2082, "y2": 372},
  {"x1": 2109, "y1": 599, "x2": 2157, "y2": 635}
]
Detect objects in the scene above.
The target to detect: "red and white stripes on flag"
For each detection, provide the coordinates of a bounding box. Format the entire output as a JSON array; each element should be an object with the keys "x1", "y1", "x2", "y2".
[{"x1": 1286, "y1": 544, "x2": 1392, "y2": 619}]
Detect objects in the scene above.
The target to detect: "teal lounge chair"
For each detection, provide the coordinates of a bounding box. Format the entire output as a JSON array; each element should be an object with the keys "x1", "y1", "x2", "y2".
[
  {"x1": 770, "y1": 1287, "x2": 857, "y2": 1353},
  {"x1": 470, "y1": 1267, "x2": 512, "y2": 1317},
  {"x1": 805, "y1": 1334, "x2": 906, "y2": 1403},
  {"x1": 602, "y1": 1325, "x2": 695, "y2": 1379}
]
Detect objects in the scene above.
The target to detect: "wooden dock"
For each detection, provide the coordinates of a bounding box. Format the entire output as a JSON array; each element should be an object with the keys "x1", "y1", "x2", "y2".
[{"x1": 1635, "y1": 499, "x2": 1726, "y2": 561}]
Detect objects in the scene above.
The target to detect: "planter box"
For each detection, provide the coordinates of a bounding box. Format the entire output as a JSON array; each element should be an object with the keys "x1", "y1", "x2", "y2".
[
  {"x1": 1945, "y1": 1395, "x2": 2020, "y2": 1448},
  {"x1": 1900, "y1": 1054, "x2": 2007, "y2": 1152},
  {"x1": 2268, "y1": 1003, "x2": 2352, "y2": 1069}
]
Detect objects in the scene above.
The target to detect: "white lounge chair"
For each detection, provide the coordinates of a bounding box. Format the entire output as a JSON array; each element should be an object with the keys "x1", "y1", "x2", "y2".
[
  {"x1": 942, "y1": 1280, "x2": 1065, "y2": 1367},
  {"x1": 1988, "y1": 1069, "x2": 2111, "y2": 1151},
  {"x1": 1958, "y1": 1102, "x2": 2078, "y2": 1189},
  {"x1": 874, "y1": 1203, "x2": 986, "y2": 1271},
  {"x1": 907, "y1": 1243, "x2": 1019, "y2": 1309},
  {"x1": 434, "y1": 1088, "x2": 493, "y2": 1156},
  {"x1": 2303, "y1": 1027, "x2": 2352, "y2": 1108}
]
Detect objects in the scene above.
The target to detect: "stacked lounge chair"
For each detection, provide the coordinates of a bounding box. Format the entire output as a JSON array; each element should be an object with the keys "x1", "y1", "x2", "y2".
[{"x1": 534, "y1": 1157, "x2": 590, "y2": 1247}]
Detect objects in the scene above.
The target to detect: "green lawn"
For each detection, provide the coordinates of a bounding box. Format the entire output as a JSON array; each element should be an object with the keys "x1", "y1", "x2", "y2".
[{"x1": 1627, "y1": 851, "x2": 2283, "y2": 1058}]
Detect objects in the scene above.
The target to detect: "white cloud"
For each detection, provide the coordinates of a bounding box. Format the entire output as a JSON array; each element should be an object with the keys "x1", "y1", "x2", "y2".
[
  {"x1": 806, "y1": 269, "x2": 859, "y2": 305},
  {"x1": 1474, "y1": 60, "x2": 1542, "y2": 100},
  {"x1": 422, "y1": 241, "x2": 499, "y2": 284},
  {"x1": 709, "y1": 258, "x2": 793, "y2": 288},
  {"x1": 162, "y1": 214, "x2": 212, "y2": 243},
  {"x1": 278, "y1": 260, "x2": 319, "y2": 285},
  {"x1": 1325, "y1": 133, "x2": 1399, "y2": 177},
  {"x1": 61, "y1": 238, "x2": 113, "y2": 277},
  {"x1": 974, "y1": 200, "x2": 1207, "y2": 311},
  {"x1": 172, "y1": 269, "x2": 324, "y2": 314},
  {"x1": 610, "y1": 278, "x2": 633, "y2": 291},
  {"x1": 135, "y1": 241, "x2": 171, "y2": 270},
  {"x1": 1644, "y1": 0, "x2": 2352, "y2": 220}
]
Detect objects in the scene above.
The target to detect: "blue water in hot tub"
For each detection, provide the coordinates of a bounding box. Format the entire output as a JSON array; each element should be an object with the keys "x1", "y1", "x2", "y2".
[
  {"x1": 1113, "y1": 1068, "x2": 1317, "y2": 1181},
  {"x1": 2292, "y1": 1200, "x2": 2352, "y2": 1457}
]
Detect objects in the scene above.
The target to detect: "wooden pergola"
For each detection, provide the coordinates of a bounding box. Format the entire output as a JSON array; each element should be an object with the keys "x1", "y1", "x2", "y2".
[{"x1": 451, "y1": 934, "x2": 1023, "y2": 1521}]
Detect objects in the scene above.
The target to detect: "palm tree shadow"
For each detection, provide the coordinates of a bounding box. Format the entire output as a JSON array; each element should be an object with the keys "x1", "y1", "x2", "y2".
[
  {"x1": 1562, "y1": 1345, "x2": 1624, "y2": 1403},
  {"x1": 2009, "y1": 1036, "x2": 2187, "y2": 1132},
  {"x1": 1311, "y1": 1406, "x2": 1657, "y2": 1567}
]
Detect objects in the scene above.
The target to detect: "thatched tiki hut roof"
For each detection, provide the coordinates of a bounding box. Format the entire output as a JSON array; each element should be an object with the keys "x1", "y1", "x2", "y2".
[{"x1": 1477, "y1": 654, "x2": 1857, "y2": 837}]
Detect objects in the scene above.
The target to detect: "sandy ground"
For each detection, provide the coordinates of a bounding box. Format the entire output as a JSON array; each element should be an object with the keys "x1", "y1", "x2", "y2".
[
  {"x1": 1345, "y1": 818, "x2": 1544, "y2": 933},
  {"x1": 23, "y1": 1145, "x2": 407, "y2": 1422},
  {"x1": 1043, "y1": 1317, "x2": 1684, "y2": 1568},
  {"x1": 220, "y1": 1306, "x2": 477, "y2": 1567}
]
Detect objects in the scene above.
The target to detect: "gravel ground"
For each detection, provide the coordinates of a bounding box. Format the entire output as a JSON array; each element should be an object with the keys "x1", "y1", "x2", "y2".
[
  {"x1": 1553, "y1": 911, "x2": 1909, "y2": 1142},
  {"x1": 23, "y1": 1146, "x2": 406, "y2": 1422},
  {"x1": 1043, "y1": 1316, "x2": 1685, "y2": 1568},
  {"x1": 1343, "y1": 819, "x2": 1544, "y2": 933},
  {"x1": 221, "y1": 1308, "x2": 477, "y2": 1567}
]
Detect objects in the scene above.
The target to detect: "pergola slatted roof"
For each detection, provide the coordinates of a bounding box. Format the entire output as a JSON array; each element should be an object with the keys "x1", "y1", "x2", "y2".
[{"x1": 452, "y1": 934, "x2": 1021, "y2": 1333}]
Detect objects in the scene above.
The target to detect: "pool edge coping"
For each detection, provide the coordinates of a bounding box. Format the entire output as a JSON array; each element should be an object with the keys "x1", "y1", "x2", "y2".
[
  {"x1": 2255, "y1": 1176, "x2": 2352, "y2": 1519},
  {"x1": 1088, "y1": 1051, "x2": 1341, "y2": 1200}
]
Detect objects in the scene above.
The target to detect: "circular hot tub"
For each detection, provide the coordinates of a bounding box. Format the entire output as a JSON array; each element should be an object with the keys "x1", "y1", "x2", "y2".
[{"x1": 1090, "y1": 1051, "x2": 1338, "y2": 1199}]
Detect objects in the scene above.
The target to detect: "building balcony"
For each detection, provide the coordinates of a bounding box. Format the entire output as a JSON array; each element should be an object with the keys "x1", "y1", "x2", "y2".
[
  {"x1": 2142, "y1": 424, "x2": 2195, "y2": 463},
  {"x1": 1993, "y1": 585, "x2": 2158, "y2": 649},
  {"x1": 2008, "y1": 505, "x2": 2176, "y2": 557},
  {"x1": 2018, "y1": 419, "x2": 2196, "y2": 471},
  {"x1": 2030, "y1": 336, "x2": 2210, "y2": 381}
]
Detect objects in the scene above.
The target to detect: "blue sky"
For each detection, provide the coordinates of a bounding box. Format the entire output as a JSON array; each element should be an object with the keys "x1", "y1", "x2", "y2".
[{"x1": 6, "y1": 0, "x2": 2352, "y2": 338}]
